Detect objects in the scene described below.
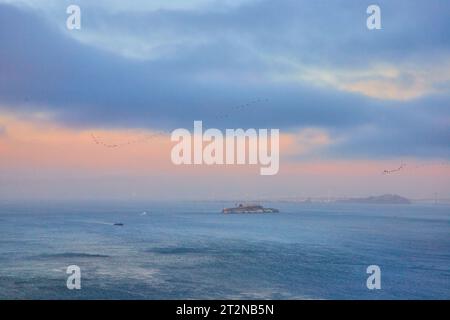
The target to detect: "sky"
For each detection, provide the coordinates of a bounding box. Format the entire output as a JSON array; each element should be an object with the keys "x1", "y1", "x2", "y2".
[{"x1": 0, "y1": 0, "x2": 449, "y2": 200}]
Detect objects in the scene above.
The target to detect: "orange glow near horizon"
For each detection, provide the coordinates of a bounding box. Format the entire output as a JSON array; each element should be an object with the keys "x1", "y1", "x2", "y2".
[{"x1": 1, "y1": 113, "x2": 449, "y2": 180}]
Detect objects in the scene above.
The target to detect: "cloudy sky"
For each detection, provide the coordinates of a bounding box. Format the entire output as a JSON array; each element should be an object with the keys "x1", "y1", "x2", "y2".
[{"x1": 0, "y1": 0, "x2": 449, "y2": 200}]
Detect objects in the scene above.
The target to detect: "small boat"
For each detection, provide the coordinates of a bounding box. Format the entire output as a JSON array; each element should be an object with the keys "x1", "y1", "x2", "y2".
[{"x1": 113, "y1": 223, "x2": 124, "y2": 226}]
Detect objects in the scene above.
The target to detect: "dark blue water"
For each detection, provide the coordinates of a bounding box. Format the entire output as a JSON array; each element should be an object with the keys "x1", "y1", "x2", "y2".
[{"x1": 0, "y1": 201, "x2": 448, "y2": 299}]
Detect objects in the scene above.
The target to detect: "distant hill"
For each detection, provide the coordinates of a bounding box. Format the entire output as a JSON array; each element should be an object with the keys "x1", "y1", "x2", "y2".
[{"x1": 337, "y1": 194, "x2": 411, "y2": 204}]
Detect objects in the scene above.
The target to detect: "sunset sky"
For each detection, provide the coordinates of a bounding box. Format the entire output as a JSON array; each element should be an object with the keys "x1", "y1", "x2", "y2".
[{"x1": 0, "y1": 0, "x2": 449, "y2": 200}]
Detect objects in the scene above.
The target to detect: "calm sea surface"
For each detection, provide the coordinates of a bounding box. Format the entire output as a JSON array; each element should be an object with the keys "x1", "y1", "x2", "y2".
[{"x1": 0, "y1": 201, "x2": 448, "y2": 299}]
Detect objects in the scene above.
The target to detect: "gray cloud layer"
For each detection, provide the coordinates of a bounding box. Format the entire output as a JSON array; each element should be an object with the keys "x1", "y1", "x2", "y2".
[{"x1": 0, "y1": 0, "x2": 449, "y2": 159}]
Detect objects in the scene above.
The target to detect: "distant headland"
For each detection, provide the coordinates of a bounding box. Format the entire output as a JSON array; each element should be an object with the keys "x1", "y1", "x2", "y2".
[{"x1": 336, "y1": 194, "x2": 411, "y2": 204}]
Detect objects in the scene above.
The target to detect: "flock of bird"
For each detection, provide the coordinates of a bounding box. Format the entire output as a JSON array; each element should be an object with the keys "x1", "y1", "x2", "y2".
[
  {"x1": 382, "y1": 161, "x2": 450, "y2": 175},
  {"x1": 90, "y1": 99, "x2": 449, "y2": 177},
  {"x1": 382, "y1": 163, "x2": 406, "y2": 175},
  {"x1": 91, "y1": 131, "x2": 168, "y2": 149},
  {"x1": 90, "y1": 98, "x2": 269, "y2": 149},
  {"x1": 214, "y1": 98, "x2": 269, "y2": 120}
]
